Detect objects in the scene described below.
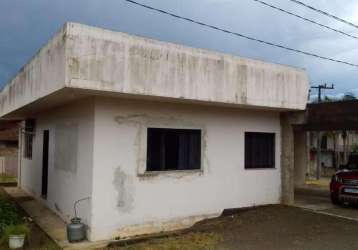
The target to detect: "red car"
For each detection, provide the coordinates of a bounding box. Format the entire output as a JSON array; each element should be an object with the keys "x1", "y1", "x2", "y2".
[{"x1": 330, "y1": 154, "x2": 358, "y2": 205}]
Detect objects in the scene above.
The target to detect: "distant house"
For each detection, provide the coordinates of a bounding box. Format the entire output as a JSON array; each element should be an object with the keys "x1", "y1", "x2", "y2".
[
  {"x1": 308, "y1": 131, "x2": 358, "y2": 176},
  {"x1": 0, "y1": 120, "x2": 19, "y2": 177},
  {"x1": 0, "y1": 23, "x2": 309, "y2": 241}
]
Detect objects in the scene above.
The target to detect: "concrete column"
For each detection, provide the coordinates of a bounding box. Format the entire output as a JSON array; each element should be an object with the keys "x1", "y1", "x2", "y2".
[
  {"x1": 280, "y1": 111, "x2": 306, "y2": 205},
  {"x1": 280, "y1": 113, "x2": 295, "y2": 205}
]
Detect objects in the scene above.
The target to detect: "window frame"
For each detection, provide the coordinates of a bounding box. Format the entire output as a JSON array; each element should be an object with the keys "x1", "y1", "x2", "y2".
[
  {"x1": 244, "y1": 132, "x2": 276, "y2": 170},
  {"x1": 145, "y1": 127, "x2": 202, "y2": 173}
]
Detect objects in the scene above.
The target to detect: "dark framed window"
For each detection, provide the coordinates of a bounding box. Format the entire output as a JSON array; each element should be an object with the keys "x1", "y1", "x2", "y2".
[
  {"x1": 245, "y1": 132, "x2": 275, "y2": 169},
  {"x1": 24, "y1": 119, "x2": 35, "y2": 159},
  {"x1": 146, "y1": 128, "x2": 201, "y2": 171}
]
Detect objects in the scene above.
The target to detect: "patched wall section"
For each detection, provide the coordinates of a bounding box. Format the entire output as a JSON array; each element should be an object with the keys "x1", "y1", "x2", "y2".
[
  {"x1": 113, "y1": 113, "x2": 208, "y2": 176},
  {"x1": 54, "y1": 123, "x2": 78, "y2": 173},
  {"x1": 113, "y1": 167, "x2": 134, "y2": 213}
]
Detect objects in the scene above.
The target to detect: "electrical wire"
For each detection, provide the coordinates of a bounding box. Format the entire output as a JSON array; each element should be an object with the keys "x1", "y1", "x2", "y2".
[
  {"x1": 122, "y1": 0, "x2": 358, "y2": 68},
  {"x1": 288, "y1": 0, "x2": 358, "y2": 30},
  {"x1": 252, "y1": 0, "x2": 358, "y2": 40}
]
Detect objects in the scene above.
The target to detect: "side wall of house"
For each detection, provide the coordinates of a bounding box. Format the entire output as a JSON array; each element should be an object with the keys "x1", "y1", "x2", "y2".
[
  {"x1": 19, "y1": 98, "x2": 95, "y2": 226},
  {"x1": 90, "y1": 97, "x2": 281, "y2": 241}
]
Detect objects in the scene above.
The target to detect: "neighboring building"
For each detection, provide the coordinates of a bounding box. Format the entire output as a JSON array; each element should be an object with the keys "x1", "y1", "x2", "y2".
[
  {"x1": 0, "y1": 120, "x2": 19, "y2": 177},
  {"x1": 297, "y1": 101, "x2": 358, "y2": 180},
  {"x1": 308, "y1": 131, "x2": 358, "y2": 177},
  {"x1": 0, "y1": 23, "x2": 309, "y2": 241}
]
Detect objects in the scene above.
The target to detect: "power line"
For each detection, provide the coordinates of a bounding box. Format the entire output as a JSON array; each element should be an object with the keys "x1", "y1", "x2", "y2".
[
  {"x1": 122, "y1": 0, "x2": 358, "y2": 68},
  {"x1": 288, "y1": 0, "x2": 358, "y2": 30},
  {"x1": 252, "y1": 0, "x2": 358, "y2": 40}
]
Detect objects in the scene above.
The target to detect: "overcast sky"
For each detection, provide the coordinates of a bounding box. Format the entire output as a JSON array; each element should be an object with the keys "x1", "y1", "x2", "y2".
[{"x1": 0, "y1": 0, "x2": 357, "y2": 99}]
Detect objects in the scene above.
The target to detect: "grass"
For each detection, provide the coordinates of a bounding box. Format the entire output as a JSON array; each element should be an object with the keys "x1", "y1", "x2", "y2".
[
  {"x1": 106, "y1": 232, "x2": 222, "y2": 250},
  {"x1": 0, "y1": 174, "x2": 16, "y2": 184}
]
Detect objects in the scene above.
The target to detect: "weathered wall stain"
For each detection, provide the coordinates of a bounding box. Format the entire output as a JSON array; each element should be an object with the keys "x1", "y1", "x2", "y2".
[
  {"x1": 65, "y1": 23, "x2": 308, "y2": 111},
  {"x1": 54, "y1": 202, "x2": 63, "y2": 215},
  {"x1": 54, "y1": 123, "x2": 78, "y2": 173},
  {"x1": 113, "y1": 167, "x2": 134, "y2": 213},
  {"x1": 0, "y1": 23, "x2": 67, "y2": 117}
]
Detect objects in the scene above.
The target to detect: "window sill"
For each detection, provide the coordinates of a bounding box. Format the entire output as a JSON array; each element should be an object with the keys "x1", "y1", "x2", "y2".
[{"x1": 138, "y1": 169, "x2": 203, "y2": 178}]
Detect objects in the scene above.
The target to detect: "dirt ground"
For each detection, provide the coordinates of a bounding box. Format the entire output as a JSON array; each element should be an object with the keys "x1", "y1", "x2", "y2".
[{"x1": 106, "y1": 205, "x2": 358, "y2": 250}]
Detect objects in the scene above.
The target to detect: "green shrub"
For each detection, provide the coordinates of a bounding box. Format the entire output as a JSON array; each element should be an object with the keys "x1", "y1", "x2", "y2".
[
  {"x1": 0, "y1": 224, "x2": 29, "y2": 245},
  {"x1": 352, "y1": 143, "x2": 358, "y2": 153},
  {"x1": 0, "y1": 199, "x2": 20, "y2": 234}
]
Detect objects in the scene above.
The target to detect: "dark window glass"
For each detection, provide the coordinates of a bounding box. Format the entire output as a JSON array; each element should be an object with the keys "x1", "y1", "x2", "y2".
[
  {"x1": 245, "y1": 132, "x2": 275, "y2": 169},
  {"x1": 147, "y1": 128, "x2": 201, "y2": 171}
]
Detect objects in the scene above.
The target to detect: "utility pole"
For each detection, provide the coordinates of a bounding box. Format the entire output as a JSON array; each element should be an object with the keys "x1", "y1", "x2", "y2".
[
  {"x1": 311, "y1": 83, "x2": 334, "y2": 102},
  {"x1": 310, "y1": 83, "x2": 334, "y2": 180}
]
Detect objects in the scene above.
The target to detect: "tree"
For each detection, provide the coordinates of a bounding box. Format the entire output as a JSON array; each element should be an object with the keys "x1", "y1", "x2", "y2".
[{"x1": 342, "y1": 92, "x2": 356, "y2": 101}]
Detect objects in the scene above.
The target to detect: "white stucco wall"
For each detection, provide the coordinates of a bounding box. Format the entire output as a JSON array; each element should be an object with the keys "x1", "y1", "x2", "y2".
[
  {"x1": 90, "y1": 97, "x2": 282, "y2": 241},
  {"x1": 19, "y1": 98, "x2": 94, "y2": 226}
]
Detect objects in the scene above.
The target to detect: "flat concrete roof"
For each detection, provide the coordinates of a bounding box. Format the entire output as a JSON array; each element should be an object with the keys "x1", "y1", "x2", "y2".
[{"x1": 0, "y1": 22, "x2": 310, "y2": 118}]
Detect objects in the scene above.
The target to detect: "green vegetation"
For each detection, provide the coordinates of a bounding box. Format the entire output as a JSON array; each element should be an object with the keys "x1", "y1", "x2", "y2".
[
  {"x1": 0, "y1": 174, "x2": 16, "y2": 183},
  {"x1": 0, "y1": 198, "x2": 20, "y2": 234},
  {"x1": 108, "y1": 232, "x2": 222, "y2": 250},
  {"x1": 0, "y1": 188, "x2": 60, "y2": 250},
  {"x1": 0, "y1": 196, "x2": 28, "y2": 248},
  {"x1": 311, "y1": 92, "x2": 357, "y2": 103},
  {"x1": 0, "y1": 224, "x2": 29, "y2": 244},
  {"x1": 352, "y1": 143, "x2": 358, "y2": 153}
]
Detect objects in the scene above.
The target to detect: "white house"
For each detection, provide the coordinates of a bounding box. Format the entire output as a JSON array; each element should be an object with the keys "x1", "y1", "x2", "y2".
[{"x1": 0, "y1": 23, "x2": 309, "y2": 241}]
